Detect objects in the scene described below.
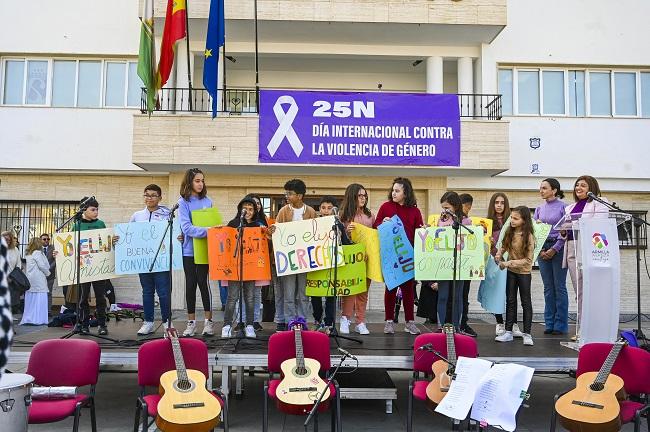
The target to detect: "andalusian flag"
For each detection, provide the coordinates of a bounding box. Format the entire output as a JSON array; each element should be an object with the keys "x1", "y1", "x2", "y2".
[
  {"x1": 157, "y1": 0, "x2": 187, "y2": 90},
  {"x1": 137, "y1": 0, "x2": 156, "y2": 114}
]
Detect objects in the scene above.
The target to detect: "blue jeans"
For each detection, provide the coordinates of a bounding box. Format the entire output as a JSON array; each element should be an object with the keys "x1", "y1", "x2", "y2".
[
  {"x1": 217, "y1": 280, "x2": 227, "y2": 307},
  {"x1": 538, "y1": 247, "x2": 569, "y2": 333},
  {"x1": 437, "y1": 280, "x2": 464, "y2": 329},
  {"x1": 139, "y1": 272, "x2": 171, "y2": 323}
]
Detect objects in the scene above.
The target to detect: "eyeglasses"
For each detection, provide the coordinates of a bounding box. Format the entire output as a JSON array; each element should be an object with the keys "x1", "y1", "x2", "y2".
[
  {"x1": 143, "y1": 194, "x2": 160, "y2": 199},
  {"x1": 284, "y1": 191, "x2": 297, "y2": 197},
  {"x1": 357, "y1": 193, "x2": 368, "y2": 198},
  {"x1": 41, "y1": 238, "x2": 50, "y2": 241}
]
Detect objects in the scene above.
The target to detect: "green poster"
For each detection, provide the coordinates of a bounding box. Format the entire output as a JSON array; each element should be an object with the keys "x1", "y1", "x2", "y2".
[
  {"x1": 191, "y1": 207, "x2": 222, "y2": 264},
  {"x1": 306, "y1": 243, "x2": 367, "y2": 297},
  {"x1": 496, "y1": 217, "x2": 551, "y2": 262},
  {"x1": 414, "y1": 225, "x2": 486, "y2": 281}
]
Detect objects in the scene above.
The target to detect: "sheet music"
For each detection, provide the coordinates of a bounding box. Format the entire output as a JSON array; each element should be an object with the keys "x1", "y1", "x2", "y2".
[
  {"x1": 434, "y1": 357, "x2": 493, "y2": 420},
  {"x1": 470, "y1": 363, "x2": 534, "y2": 432}
]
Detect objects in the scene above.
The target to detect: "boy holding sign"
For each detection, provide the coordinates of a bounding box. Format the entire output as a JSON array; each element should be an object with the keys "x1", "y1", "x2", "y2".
[
  {"x1": 267, "y1": 179, "x2": 317, "y2": 331},
  {"x1": 128, "y1": 184, "x2": 172, "y2": 336}
]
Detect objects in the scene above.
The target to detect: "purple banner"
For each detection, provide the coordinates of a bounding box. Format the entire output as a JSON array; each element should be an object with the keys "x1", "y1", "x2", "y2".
[{"x1": 258, "y1": 90, "x2": 460, "y2": 166}]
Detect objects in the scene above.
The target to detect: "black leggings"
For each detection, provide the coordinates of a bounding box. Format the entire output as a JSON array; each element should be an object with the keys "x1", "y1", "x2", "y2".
[
  {"x1": 505, "y1": 271, "x2": 532, "y2": 334},
  {"x1": 183, "y1": 257, "x2": 211, "y2": 314}
]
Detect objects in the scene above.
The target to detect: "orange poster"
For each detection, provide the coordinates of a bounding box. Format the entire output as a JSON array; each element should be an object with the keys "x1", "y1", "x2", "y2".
[{"x1": 207, "y1": 227, "x2": 271, "y2": 281}]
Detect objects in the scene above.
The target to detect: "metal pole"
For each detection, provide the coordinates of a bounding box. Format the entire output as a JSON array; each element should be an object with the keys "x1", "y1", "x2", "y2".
[
  {"x1": 185, "y1": 0, "x2": 193, "y2": 111},
  {"x1": 254, "y1": 0, "x2": 260, "y2": 112},
  {"x1": 223, "y1": 30, "x2": 227, "y2": 111}
]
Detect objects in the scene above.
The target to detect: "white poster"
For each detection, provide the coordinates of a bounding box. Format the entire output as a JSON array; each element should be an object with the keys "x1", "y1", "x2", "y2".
[
  {"x1": 53, "y1": 228, "x2": 117, "y2": 285},
  {"x1": 578, "y1": 217, "x2": 620, "y2": 345}
]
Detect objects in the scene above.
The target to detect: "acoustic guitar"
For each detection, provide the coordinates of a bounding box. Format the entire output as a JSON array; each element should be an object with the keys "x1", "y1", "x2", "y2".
[
  {"x1": 426, "y1": 324, "x2": 457, "y2": 406},
  {"x1": 555, "y1": 339, "x2": 627, "y2": 432},
  {"x1": 156, "y1": 327, "x2": 221, "y2": 432},
  {"x1": 276, "y1": 320, "x2": 330, "y2": 410}
]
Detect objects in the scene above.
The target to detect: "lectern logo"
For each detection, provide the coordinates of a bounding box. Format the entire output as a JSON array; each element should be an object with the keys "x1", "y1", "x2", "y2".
[{"x1": 592, "y1": 232, "x2": 609, "y2": 249}]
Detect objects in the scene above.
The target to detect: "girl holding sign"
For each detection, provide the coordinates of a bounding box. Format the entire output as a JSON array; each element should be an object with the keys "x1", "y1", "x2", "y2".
[
  {"x1": 221, "y1": 197, "x2": 268, "y2": 339},
  {"x1": 494, "y1": 206, "x2": 536, "y2": 346},
  {"x1": 373, "y1": 178, "x2": 423, "y2": 335},
  {"x1": 178, "y1": 168, "x2": 214, "y2": 337},
  {"x1": 340, "y1": 183, "x2": 375, "y2": 335}
]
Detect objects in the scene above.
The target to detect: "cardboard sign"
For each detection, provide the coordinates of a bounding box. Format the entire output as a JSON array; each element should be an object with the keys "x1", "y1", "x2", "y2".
[
  {"x1": 53, "y1": 228, "x2": 117, "y2": 285},
  {"x1": 113, "y1": 221, "x2": 183, "y2": 275},
  {"x1": 377, "y1": 215, "x2": 414, "y2": 290},
  {"x1": 471, "y1": 216, "x2": 494, "y2": 264},
  {"x1": 497, "y1": 217, "x2": 551, "y2": 262},
  {"x1": 207, "y1": 226, "x2": 271, "y2": 281},
  {"x1": 349, "y1": 223, "x2": 383, "y2": 282},
  {"x1": 271, "y1": 216, "x2": 344, "y2": 276},
  {"x1": 191, "y1": 207, "x2": 222, "y2": 264},
  {"x1": 414, "y1": 225, "x2": 486, "y2": 281},
  {"x1": 306, "y1": 244, "x2": 367, "y2": 297}
]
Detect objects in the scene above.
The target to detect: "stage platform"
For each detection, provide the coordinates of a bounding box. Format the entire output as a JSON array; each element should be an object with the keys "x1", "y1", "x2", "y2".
[{"x1": 8, "y1": 319, "x2": 578, "y2": 409}]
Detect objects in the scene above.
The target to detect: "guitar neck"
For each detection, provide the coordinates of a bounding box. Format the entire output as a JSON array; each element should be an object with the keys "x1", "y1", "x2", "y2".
[
  {"x1": 593, "y1": 342, "x2": 625, "y2": 386},
  {"x1": 170, "y1": 335, "x2": 189, "y2": 384},
  {"x1": 295, "y1": 328, "x2": 306, "y2": 374},
  {"x1": 445, "y1": 327, "x2": 457, "y2": 366}
]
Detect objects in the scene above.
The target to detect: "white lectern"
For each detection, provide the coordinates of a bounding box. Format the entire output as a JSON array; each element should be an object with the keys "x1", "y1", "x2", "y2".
[{"x1": 553, "y1": 211, "x2": 630, "y2": 348}]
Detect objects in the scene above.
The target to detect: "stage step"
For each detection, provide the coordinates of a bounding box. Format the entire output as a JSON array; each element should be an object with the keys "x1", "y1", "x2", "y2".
[{"x1": 336, "y1": 368, "x2": 397, "y2": 414}]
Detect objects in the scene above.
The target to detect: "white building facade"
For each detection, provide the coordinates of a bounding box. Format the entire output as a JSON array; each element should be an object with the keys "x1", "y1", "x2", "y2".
[{"x1": 1, "y1": 0, "x2": 648, "y2": 315}]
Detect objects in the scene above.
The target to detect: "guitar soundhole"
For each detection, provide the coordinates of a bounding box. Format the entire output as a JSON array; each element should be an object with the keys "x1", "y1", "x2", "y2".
[
  {"x1": 173, "y1": 379, "x2": 195, "y2": 393},
  {"x1": 589, "y1": 382, "x2": 605, "y2": 392}
]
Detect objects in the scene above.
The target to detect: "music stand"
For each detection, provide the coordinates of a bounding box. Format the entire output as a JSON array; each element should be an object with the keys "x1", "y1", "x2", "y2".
[{"x1": 554, "y1": 211, "x2": 630, "y2": 349}]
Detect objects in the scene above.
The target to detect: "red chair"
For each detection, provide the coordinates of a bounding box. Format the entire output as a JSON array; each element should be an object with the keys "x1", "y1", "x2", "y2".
[
  {"x1": 27, "y1": 339, "x2": 101, "y2": 432},
  {"x1": 263, "y1": 330, "x2": 341, "y2": 432},
  {"x1": 551, "y1": 342, "x2": 650, "y2": 432},
  {"x1": 133, "y1": 338, "x2": 228, "y2": 432},
  {"x1": 407, "y1": 332, "x2": 479, "y2": 432}
]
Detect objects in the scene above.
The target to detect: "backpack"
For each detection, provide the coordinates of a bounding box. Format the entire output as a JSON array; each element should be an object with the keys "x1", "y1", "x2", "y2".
[{"x1": 8, "y1": 267, "x2": 30, "y2": 294}]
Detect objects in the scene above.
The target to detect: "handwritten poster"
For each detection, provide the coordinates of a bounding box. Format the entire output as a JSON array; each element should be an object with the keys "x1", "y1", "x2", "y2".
[
  {"x1": 306, "y1": 244, "x2": 367, "y2": 296},
  {"x1": 471, "y1": 216, "x2": 493, "y2": 264},
  {"x1": 53, "y1": 228, "x2": 117, "y2": 285},
  {"x1": 207, "y1": 227, "x2": 271, "y2": 281},
  {"x1": 427, "y1": 214, "x2": 440, "y2": 226},
  {"x1": 377, "y1": 215, "x2": 414, "y2": 290},
  {"x1": 113, "y1": 221, "x2": 182, "y2": 275},
  {"x1": 191, "y1": 207, "x2": 223, "y2": 265},
  {"x1": 271, "y1": 216, "x2": 344, "y2": 276},
  {"x1": 349, "y1": 223, "x2": 383, "y2": 282},
  {"x1": 414, "y1": 225, "x2": 486, "y2": 281},
  {"x1": 496, "y1": 217, "x2": 551, "y2": 262}
]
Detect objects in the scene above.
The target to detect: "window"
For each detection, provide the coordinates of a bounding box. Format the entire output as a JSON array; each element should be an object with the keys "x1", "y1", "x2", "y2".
[
  {"x1": 498, "y1": 69, "x2": 513, "y2": 115},
  {"x1": 542, "y1": 71, "x2": 565, "y2": 115},
  {"x1": 105, "y1": 62, "x2": 126, "y2": 107},
  {"x1": 642, "y1": 72, "x2": 650, "y2": 118},
  {"x1": 517, "y1": 70, "x2": 539, "y2": 114},
  {"x1": 589, "y1": 71, "x2": 611, "y2": 116},
  {"x1": 568, "y1": 70, "x2": 586, "y2": 117},
  {"x1": 614, "y1": 72, "x2": 637, "y2": 116},
  {"x1": 1, "y1": 57, "x2": 142, "y2": 108},
  {"x1": 52, "y1": 60, "x2": 76, "y2": 107},
  {"x1": 617, "y1": 210, "x2": 647, "y2": 250},
  {"x1": 77, "y1": 61, "x2": 101, "y2": 107},
  {"x1": 3, "y1": 60, "x2": 24, "y2": 104}
]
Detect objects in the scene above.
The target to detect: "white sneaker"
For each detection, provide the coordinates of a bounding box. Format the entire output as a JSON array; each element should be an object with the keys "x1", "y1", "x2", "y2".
[
  {"x1": 495, "y1": 331, "x2": 514, "y2": 342},
  {"x1": 384, "y1": 320, "x2": 395, "y2": 334},
  {"x1": 137, "y1": 321, "x2": 154, "y2": 336},
  {"x1": 512, "y1": 323, "x2": 524, "y2": 338},
  {"x1": 495, "y1": 323, "x2": 505, "y2": 336},
  {"x1": 355, "y1": 322, "x2": 370, "y2": 335},
  {"x1": 202, "y1": 319, "x2": 214, "y2": 336},
  {"x1": 221, "y1": 325, "x2": 231, "y2": 338},
  {"x1": 182, "y1": 320, "x2": 196, "y2": 336},
  {"x1": 404, "y1": 321, "x2": 421, "y2": 335},
  {"x1": 339, "y1": 316, "x2": 350, "y2": 334},
  {"x1": 245, "y1": 325, "x2": 256, "y2": 338},
  {"x1": 523, "y1": 333, "x2": 534, "y2": 346}
]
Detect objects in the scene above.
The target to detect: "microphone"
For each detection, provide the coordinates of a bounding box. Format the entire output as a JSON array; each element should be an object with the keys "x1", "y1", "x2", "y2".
[
  {"x1": 79, "y1": 196, "x2": 95, "y2": 208},
  {"x1": 587, "y1": 192, "x2": 597, "y2": 200},
  {"x1": 418, "y1": 343, "x2": 433, "y2": 351},
  {"x1": 337, "y1": 347, "x2": 357, "y2": 360},
  {"x1": 240, "y1": 208, "x2": 247, "y2": 219},
  {"x1": 331, "y1": 207, "x2": 339, "y2": 216},
  {"x1": 170, "y1": 203, "x2": 180, "y2": 213}
]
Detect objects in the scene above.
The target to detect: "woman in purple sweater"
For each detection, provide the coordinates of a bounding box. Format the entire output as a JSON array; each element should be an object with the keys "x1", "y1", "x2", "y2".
[
  {"x1": 178, "y1": 168, "x2": 214, "y2": 337},
  {"x1": 534, "y1": 178, "x2": 568, "y2": 335}
]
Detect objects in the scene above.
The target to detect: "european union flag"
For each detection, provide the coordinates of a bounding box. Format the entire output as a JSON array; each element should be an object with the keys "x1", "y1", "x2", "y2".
[{"x1": 203, "y1": 0, "x2": 225, "y2": 118}]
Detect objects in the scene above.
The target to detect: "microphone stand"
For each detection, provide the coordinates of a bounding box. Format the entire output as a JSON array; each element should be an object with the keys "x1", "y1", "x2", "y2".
[
  {"x1": 303, "y1": 351, "x2": 349, "y2": 432},
  {"x1": 421, "y1": 345, "x2": 457, "y2": 371},
  {"x1": 328, "y1": 211, "x2": 362, "y2": 345},
  {"x1": 446, "y1": 211, "x2": 474, "y2": 330},
  {"x1": 588, "y1": 194, "x2": 649, "y2": 346},
  {"x1": 148, "y1": 205, "x2": 178, "y2": 335},
  {"x1": 58, "y1": 204, "x2": 118, "y2": 343}
]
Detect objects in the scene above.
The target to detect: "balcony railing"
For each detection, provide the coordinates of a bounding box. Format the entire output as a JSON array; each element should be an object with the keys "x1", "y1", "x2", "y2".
[{"x1": 141, "y1": 88, "x2": 502, "y2": 120}]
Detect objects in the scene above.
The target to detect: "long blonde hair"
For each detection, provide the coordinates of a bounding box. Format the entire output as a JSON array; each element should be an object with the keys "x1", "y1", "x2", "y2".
[
  {"x1": 26, "y1": 237, "x2": 43, "y2": 255},
  {"x1": 1, "y1": 231, "x2": 16, "y2": 249}
]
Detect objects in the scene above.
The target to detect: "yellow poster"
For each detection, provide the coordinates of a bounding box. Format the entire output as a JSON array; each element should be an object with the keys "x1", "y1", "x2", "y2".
[
  {"x1": 471, "y1": 217, "x2": 493, "y2": 264},
  {"x1": 350, "y1": 223, "x2": 383, "y2": 283},
  {"x1": 427, "y1": 214, "x2": 440, "y2": 226}
]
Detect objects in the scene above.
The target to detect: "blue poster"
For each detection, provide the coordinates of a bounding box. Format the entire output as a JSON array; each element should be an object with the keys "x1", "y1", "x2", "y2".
[
  {"x1": 114, "y1": 221, "x2": 182, "y2": 275},
  {"x1": 377, "y1": 215, "x2": 414, "y2": 290},
  {"x1": 476, "y1": 257, "x2": 507, "y2": 314}
]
